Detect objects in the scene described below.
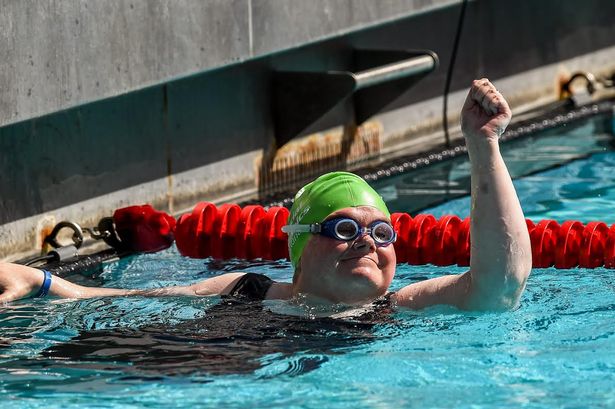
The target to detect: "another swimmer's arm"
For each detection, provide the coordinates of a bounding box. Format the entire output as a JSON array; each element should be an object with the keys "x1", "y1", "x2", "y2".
[
  {"x1": 0, "y1": 262, "x2": 130, "y2": 302},
  {"x1": 0, "y1": 262, "x2": 247, "y2": 303},
  {"x1": 142, "y1": 273, "x2": 246, "y2": 297},
  {"x1": 393, "y1": 79, "x2": 531, "y2": 310},
  {"x1": 129, "y1": 274, "x2": 292, "y2": 299}
]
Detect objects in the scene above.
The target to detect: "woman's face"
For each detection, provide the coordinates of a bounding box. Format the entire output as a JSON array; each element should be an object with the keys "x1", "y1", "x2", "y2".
[{"x1": 295, "y1": 206, "x2": 397, "y2": 304}]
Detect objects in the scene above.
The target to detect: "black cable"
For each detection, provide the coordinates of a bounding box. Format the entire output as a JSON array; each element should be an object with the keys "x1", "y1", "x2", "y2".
[{"x1": 443, "y1": 0, "x2": 469, "y2": 148}]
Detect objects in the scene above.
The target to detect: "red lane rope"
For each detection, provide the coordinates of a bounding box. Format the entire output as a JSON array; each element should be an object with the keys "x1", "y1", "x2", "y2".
[{"x1": 115, "y1": 203, "x2": 615, "y2": 269}]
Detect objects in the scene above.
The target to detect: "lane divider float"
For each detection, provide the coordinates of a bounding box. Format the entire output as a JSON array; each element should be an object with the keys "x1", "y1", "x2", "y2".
[{"x1": 113, "y1": 203, "x2": 615, "y2": 269}]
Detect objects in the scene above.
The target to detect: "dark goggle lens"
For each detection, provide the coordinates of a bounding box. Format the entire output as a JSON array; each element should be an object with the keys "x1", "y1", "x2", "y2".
[
  {"x1": 334, "y1": 219, "x2": 359, "y2": 240},
  {"x1": 371, "y1": 222, "x2": 395, "y2": 244}
]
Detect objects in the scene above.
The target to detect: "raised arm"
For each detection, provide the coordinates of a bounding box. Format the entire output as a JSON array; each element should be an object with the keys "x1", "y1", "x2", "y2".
[
  {"x1": 460, "y1": 79, "x2": 532, "y2": 308},
  {"x1": 0, "y1": 262, "x2": 246, "y2": 304},
  {"x1": 393, "y1": 79, "x2": 532, "y2": 310}
]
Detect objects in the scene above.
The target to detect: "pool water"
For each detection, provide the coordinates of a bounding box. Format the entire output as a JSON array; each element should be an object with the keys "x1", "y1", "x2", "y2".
[{"x1": 2, "y1": 116, "x2": 615, "y2": 408}]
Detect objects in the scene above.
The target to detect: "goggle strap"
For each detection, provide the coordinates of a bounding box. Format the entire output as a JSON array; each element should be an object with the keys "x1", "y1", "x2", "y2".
[{"x1": 281, "y1": 224, "x2": 322, "y2": 234}]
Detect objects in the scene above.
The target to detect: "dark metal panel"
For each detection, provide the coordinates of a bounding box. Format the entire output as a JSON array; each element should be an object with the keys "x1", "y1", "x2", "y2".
[{"x1": 0, "y1": 88, "x2": 167, "y2": 224}]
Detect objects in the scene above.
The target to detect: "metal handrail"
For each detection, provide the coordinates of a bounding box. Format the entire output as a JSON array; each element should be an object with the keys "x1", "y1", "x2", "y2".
[{"x1": 353, "y1": 54, "x2": 437, "y2": 90}]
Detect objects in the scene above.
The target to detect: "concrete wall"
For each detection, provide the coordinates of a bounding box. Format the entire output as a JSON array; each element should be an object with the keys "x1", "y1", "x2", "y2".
[
  {"x1": 2, "y1": 0, "x2": 615, "y2": 259},
  {"x1": 0, "y1": 0, "x2": 458, "y2": 128}
]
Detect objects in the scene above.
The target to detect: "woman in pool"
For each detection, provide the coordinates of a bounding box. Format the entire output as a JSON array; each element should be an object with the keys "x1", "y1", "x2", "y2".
[{"x1": 0, "y1": 79, "x2": 532, "y2": 310}]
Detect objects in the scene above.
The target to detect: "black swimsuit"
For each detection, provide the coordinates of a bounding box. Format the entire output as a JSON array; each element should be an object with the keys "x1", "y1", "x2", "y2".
[
  {"x1": 226, "y1": 272, "x2": 274, "y2": 300},
  {"x1": 37, "y1": 273, "x2": 395, "y2": 377},
  {"x1": 226, "y1": 273, "x2": 394, "y2": 313}
]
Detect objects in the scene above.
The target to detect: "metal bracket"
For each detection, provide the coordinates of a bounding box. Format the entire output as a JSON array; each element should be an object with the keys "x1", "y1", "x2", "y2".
[
  {"x1": 560, "y1": 71, "x2": 597, "y2": 107},
  {"x1": 273, "y1": 49, "x2": 438, "y2": 147},
  {"x1": 43, "y1": 217, "x2": 127, "y2": 251},
  {"x1": 44, "y1": 221, "x2": 84, "y2": 249}
]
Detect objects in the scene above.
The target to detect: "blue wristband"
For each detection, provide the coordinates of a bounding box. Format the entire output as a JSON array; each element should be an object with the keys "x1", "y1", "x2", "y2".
[{"x1": 35, "y1": 270, "x2": 53, "y2": 298}]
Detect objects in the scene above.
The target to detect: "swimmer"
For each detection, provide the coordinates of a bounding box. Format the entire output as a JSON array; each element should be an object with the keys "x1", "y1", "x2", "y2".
[{"x1": 0, "y1": 79, "x2": 532, "y2": 311}]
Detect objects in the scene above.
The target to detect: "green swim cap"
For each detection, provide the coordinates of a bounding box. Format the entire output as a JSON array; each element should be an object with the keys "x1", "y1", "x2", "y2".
[{"x1": 286, "y1": 171, "x2": 390, "y2": 268}]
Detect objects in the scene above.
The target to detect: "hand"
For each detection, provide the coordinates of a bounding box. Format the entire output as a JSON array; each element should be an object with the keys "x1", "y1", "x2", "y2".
[
  {"x1": 0, "y1": 263, "x2": 42, "y2": 304},
  {"x1": 461, "y1": 78, "x2": 511, "y2": 143}
]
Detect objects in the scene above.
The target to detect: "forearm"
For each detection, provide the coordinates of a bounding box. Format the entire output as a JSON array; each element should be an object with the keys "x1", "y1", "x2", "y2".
[
  {"x1": 467, "y1": 140, "x2": 532, "y2": 308},
  {"x1": 48, "y1": 275, "x2": 133, "y2": 298},
  {"x1": 1, "y1": 264, "x2": 245, "y2": 304},
  {"x1": 8, "y1": 264, "x2": 193, "y2": 300},
  {"x1": 0, "y1": 263, "x2": 131, "y2": 302},
  {"x1": 49, "y1": 274, "x2": 196, "y2": 299},
  {"x1": 48, "y1": 270, "x2": 245, "y2": 298}
]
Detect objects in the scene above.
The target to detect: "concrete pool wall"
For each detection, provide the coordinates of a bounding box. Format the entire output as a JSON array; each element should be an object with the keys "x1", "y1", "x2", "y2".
[{"x1": 2, "y1": 0, "x2": 615, "y2": 259}]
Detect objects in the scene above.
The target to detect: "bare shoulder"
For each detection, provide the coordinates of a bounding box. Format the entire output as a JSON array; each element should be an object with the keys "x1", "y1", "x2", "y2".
[
  {"x1": 191, "y1": 272, "x2": 290, "y2": 298},
  {"x1": 265, "y1": 281, "x2": 293, "y2": 300},
  {"x1": 190, "y1": 272, "x2": 247, "y2": 296},
  {"x1": 391, "y1": 272, "x2": 471, "y2": 310}
]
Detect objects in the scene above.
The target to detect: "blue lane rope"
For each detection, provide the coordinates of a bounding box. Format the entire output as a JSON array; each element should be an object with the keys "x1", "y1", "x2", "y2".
[{"x1": 35, "y1": 269, "x2": 52, "y2": 298}]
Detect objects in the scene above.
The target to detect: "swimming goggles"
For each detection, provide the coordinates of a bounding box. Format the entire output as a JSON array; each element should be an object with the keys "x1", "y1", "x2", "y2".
[{"x1": 282, "y1": 217, "x2": 397, "y2": 246}]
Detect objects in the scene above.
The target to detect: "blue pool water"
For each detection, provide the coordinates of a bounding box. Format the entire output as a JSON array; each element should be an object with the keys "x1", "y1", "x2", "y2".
[{"x1": 1, "y1": 116, "x2": 615, "y2": 408}]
